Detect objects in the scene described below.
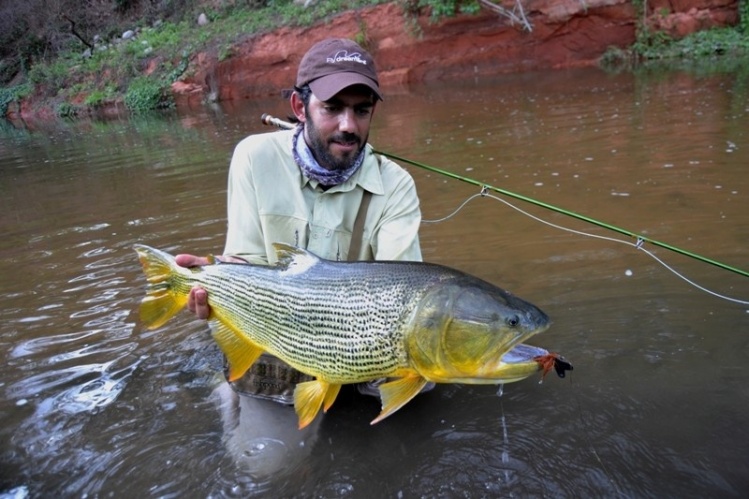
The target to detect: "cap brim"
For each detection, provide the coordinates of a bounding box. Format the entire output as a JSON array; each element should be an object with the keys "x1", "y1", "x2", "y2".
[{"x1": 308, "y1": 72, "x2": 383, "y2": 102}]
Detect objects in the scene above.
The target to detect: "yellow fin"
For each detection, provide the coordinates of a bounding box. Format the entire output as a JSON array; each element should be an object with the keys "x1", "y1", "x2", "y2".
[
  {"x1": 370, "y1": 376, "x2": 428, "y2": 425},
  {"x1": 134, "y1": 244, "x2": 187, "y2": 330},
  {"x1": 294, "y1": 379, "x2": 331, "y2": 429},
  {"x1": 209, "y1": 321, "x2": 264, "y2": 381},
  {"x1": 323, "y1": 384, "x2": 342, "y2": 413},
  {"x1": 139, "y1": 290, "x2": 187, "y2": 330}
]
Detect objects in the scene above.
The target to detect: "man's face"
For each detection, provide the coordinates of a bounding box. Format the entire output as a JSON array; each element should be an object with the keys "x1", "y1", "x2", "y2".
[{"x1": 301, "y1": 85, "x2": 376, "y2": 171}]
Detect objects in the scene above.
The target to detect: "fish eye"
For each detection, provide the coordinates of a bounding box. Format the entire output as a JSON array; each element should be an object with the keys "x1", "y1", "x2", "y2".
[{"x1": 506, "y1": 315, "x2": 520, "y2": 328}]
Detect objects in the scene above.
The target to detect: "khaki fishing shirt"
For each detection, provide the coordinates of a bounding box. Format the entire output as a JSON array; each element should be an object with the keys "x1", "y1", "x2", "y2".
[{"x1": 223, "y1": 128, "x2": 422, "y2": 263}]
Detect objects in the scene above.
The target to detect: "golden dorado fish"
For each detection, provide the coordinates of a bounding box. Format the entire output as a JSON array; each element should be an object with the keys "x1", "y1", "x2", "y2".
[{"x1": 134, "y1": 243, "x2": 570, "y2": 428}]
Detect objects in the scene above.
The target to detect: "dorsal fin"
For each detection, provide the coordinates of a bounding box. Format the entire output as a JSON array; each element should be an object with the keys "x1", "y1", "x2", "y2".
[{"x1": 272, "y1": 243, "x2": 319, "y2": 274}]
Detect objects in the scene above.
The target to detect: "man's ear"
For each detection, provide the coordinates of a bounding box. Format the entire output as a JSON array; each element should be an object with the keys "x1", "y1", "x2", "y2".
[{"x1": 290, "y1": 92, "x2": 306, "y2": 123}]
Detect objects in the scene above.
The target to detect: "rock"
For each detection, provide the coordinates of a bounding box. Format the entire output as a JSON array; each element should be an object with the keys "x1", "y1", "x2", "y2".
[
  {"x1": 122, "y1": 30, "x2": 135, "y2": 40},
  {"x1": 198, "y1": 13, "x2": 209, "y2": 26},
  {"x1": 647, "y1": 6, "x2": 728, "y2": 39}
]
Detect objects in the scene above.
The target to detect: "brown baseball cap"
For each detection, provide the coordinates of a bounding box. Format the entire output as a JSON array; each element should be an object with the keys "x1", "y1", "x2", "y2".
[{"x1": 296, "y1": 38, "x2": 383, "y2": 101}]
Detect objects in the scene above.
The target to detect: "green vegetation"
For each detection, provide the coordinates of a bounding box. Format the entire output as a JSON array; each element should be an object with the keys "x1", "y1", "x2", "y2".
[
  {"x1": 0, "y1": 83, "x2": 32, "y2": 117},
  {"x1": 601, "y1": 1, "x2": 749, "y2": 71},
  {"x1": 602, "y1": 27, "x2": 749, "y2": 69},
  {"x1": 1, "y1": 0, "x2": 748, "y2": 117},
  {"x1": 124, "y1": 75, "x2": 173, "y2": 112},
  {"x1": 637, "y1": 27, "x2": 749, "y2": 60},
  {"x1": 0, "y1": 0, "x2": 396, "y2": 115},
  {"x1": 417, "y1": 0, "x2": 479, "y2": 19},
  {"x1": 740, "y1": 0, "x2": 749, "y2": 35},
  {"x1": 56, "y1": 101, "x2": 79, "y2": 118}
]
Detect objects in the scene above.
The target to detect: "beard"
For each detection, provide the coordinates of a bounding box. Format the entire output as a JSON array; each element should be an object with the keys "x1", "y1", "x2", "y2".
[{"x1": 304, "y1": 118, "x2": 367, "y2": 171}]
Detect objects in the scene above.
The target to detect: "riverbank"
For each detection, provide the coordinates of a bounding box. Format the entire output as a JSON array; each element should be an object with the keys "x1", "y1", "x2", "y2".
[
  {"x1": 4, "y1": 0, "x2": 742, "y2": 122},
  {"x1": 144, "y1": 0, "x2": 743, "y2": 109}
]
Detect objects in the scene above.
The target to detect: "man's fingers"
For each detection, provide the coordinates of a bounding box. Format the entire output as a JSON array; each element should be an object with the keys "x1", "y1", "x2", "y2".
[
  {"x1": 187, "y1": 287, "x2": 210, "y2": 319},
  {"x1": 176, "y1": 255, "x2": 212, "y2": 319},
  {"x1": 195, "y1": 287, "x2": 210, "y2": 320},
  {"x1": 176, "y1": 254, "x2": 209, "y2": 268},
  {"x1": 187, "y1": 287, "x2": 198, "y2": 313}
]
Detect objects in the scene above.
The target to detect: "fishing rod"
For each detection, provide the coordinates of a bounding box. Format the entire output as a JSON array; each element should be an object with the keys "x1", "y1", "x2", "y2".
[{"x1": 260, "y1": 113, "x2": 749, "y2": 280}]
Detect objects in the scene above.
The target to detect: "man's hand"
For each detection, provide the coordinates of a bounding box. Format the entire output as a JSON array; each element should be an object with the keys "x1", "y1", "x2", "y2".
[{"x1": 175, "y1": 254, "x2": 211, "y2": 320}]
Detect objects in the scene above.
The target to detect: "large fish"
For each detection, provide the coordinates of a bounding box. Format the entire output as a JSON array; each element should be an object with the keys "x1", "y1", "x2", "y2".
[{"x1": 134, "y1": 243, "x2": 571, "y2": 428}]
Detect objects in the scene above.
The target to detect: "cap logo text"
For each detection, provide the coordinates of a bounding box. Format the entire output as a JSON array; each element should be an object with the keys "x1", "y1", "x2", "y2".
[{"x1": 327, "y1": 50, "x2": 367, "y2": 65}]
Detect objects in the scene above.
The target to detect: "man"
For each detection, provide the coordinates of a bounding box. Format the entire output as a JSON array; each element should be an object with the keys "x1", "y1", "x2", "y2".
[{"x1": 177, "y1": 37, "x2": 423, "y2": 404}]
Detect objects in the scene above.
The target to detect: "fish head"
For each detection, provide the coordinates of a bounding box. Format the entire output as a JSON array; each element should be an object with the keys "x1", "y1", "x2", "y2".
[{"x1": 405, "y1": 277, "x2": 550, "y2": 383}]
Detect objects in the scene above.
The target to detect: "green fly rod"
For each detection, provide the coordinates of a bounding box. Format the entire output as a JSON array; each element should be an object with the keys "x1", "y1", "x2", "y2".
[{"x1": 260, "y1": 114, "x2": 749, "y2": 279}]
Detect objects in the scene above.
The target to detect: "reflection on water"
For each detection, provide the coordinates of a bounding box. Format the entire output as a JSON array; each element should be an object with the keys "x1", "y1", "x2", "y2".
[{"x1": 1, "y1": 64, "x2": 748, "y2": 496}]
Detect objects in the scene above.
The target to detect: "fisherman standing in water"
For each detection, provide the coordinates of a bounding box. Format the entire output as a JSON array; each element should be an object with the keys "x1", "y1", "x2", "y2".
[{"x1": 177, "y1": 38, "x2": 428, "y2": 409}]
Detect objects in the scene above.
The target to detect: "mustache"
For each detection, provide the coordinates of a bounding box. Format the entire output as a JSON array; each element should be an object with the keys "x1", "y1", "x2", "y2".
[{"x1": 330, "y1": 132, "x2": 361, "y2": 144}]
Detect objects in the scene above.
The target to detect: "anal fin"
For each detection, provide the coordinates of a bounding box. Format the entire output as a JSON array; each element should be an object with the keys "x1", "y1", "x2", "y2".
[
  {"x1": 323, "y1": 384, "x2": 341, "y2": 413},
  {"x1": 294, "y1": 379, "x2": 341, "y2": 429}
]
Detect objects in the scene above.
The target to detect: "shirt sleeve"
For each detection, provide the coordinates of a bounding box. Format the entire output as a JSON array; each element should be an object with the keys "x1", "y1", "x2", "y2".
[
  {"x1": 223, "y1": 137, "x2": 269, "y2": 265},
  {"x1": 371, "y1": 158, "x2": 423, "y2": 262}
]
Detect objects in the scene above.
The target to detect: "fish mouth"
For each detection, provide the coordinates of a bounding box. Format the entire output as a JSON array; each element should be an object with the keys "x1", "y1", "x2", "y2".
[
  {"x1": 456, "y1": 343, "x2": 554, "y2": 384},
  {"x1": 500, "y1": 343, "x2": 551, "y2": 364}
]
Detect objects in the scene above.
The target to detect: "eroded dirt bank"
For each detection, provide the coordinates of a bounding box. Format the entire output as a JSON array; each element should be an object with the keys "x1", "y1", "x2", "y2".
[
  {"x1": 5, "y1": 0, "x2": 739, "y2": 121},
  {"x1": 172, "y1": 0, "x2": 738, "y2": 108}
]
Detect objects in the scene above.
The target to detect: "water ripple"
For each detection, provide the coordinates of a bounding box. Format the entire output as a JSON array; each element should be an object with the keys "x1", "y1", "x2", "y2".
[
  {"x1": 9, "y1": 330, "x2": 103, "y2": 358},
  {"x1": 9, "y1": 355, "x2": 141, "y2": 420}
]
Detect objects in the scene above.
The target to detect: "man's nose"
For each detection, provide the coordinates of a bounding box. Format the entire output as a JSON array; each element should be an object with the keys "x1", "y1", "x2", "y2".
[{"x1": 338, "y1": 108, "x2": 357, "y2": 133}]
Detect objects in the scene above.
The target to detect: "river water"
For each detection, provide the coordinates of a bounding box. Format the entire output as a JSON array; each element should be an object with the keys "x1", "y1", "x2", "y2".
[{"x1": 1, "y1": 64, "x2": 748, "y2": 497}]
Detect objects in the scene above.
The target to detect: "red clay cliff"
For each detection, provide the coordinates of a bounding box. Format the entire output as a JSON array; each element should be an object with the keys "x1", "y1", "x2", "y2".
[
  {"x1": 5, "y1": 0, "x2": 740, "y2": 121},
  {"x1": 171, "y1": 0, "x2": 738, "y2": 107}
]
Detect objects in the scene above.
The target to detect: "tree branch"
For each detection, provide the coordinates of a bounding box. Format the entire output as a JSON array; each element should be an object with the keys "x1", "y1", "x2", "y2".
[
  {"x1": 477, "y1": 0, "x2": 533, "y2": 32},
  {"x1": 62, "y1": 14, "x2": 94, "y2": 51}
]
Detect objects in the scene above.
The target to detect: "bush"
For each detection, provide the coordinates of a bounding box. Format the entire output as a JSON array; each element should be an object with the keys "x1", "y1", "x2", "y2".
[
  {"x1": 740, "y1": 0, "x2": 749, "y2": 35},
  {"x1": 123, "y1": 76, "x2": 173, "y2": 111},
  {"x1": 84, "y1": 86, "x2": 117, "y2": 107},
  {"x1": 27, "y1": 59, "x2": 70, "y2": 88},
  {"x1": 56, "y1": 101, "x2": 79, "y2": 118},
  {"x1": 0, "y1": 84, "x2": 32, "y2": 116}
]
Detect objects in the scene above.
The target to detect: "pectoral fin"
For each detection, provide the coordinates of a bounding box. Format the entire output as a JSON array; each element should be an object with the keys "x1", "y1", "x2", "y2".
[
  {"x1": 209, "y1": 321, "x2": 264, "y2": 381},
  {"x1": 370, "y1": 375, "x2": 428, "y2": 425},
  {"x1": 294, "y1": 379, "x2": 341, "y2": 429}
]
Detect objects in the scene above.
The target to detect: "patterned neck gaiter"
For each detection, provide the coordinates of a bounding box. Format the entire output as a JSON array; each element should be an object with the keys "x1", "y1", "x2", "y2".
[{"x1": 292, "y1": 125, "x2": 365, "y2": 187}]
